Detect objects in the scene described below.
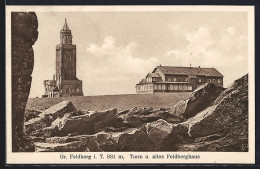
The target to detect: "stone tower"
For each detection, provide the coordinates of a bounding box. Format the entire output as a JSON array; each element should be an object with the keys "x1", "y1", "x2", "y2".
[
  {"x1": 56, "y1": 18, "x2": 77, "y2": 87},
  {"x1": 43, "y1": 19, "x2": 83, "y2": 98}
]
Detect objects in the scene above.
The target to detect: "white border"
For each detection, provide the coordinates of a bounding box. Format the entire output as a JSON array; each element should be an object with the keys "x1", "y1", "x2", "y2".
[{"x1": 6, "y1": 5, "x2": 255, "y2": 164}]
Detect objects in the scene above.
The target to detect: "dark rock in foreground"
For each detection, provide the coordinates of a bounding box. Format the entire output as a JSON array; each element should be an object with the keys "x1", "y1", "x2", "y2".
[{"x1": 12, "y1": 12, "x2": 38, "y2": 152}]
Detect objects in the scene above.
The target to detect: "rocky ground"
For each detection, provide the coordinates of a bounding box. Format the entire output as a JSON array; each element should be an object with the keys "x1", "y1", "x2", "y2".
[{"x1": 24, "y1": 74, "x2": 248, "y2": 152}]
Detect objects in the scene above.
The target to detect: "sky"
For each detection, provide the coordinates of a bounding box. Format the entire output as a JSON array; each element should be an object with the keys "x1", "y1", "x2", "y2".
[{"x1": 30, "y1": 11, "x2": 248, "y2": 98}]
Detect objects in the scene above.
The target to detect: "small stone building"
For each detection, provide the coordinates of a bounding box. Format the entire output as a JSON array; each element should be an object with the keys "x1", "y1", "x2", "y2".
[
  {"x1": 136, "y1": 65, "x2": 224, "y2": 93},
  {"x1": 43, "y1": 19, "x2": 83, "y2": 98}
]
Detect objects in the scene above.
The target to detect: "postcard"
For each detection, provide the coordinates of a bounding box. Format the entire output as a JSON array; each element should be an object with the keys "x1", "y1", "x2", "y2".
[{"x1": 6, "y1": 5, "x2": 255, "y2": 164}]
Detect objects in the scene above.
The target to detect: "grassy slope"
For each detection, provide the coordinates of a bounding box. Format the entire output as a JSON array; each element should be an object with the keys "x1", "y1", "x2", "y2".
[{"x1": 26, "y1": 93, "x2": 191, "y2": 112}]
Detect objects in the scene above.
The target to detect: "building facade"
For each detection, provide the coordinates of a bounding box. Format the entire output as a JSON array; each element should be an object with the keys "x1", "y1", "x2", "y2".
[
  {"x1": 136, "y1": 65, "x2": 224, "y2": 93},
  {"x1": 43, "y1": 19, "x2": 83, "y2": 98}
]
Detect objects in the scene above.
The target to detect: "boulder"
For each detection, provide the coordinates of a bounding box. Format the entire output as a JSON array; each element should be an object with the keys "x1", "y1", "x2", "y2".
[
  {"x1": 39, "y1": 100, "x2": 76, "y2": 118},
  {"x1": 187, "y1": 74, "x2": 248, "y2": 139},
  {"x1": 24, "y1": 101, "x2": 76, "y2": 135},
  {"x1": 175, "y1": 74, "x2": 248, "y2": 151},
  {"x1": 53, "y1": 108, "x2": 118, "y2": 136},
  {"x1": 34, "y1": 119, "x2": 177, "y2": 152},
  {"x1": 143, "y1": 119, "x2": 175, "y2": 150},
  {"x1": 119, "y1": 107, "x2": 184, "y2": 128},
  {"x1": 171, "y1": 83, "x2": 224, "y2": 119}
]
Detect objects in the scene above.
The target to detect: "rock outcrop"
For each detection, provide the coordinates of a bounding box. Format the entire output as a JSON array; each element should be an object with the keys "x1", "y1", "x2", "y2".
[
  {"x1": 12, "y1": 12, "x2": 38, "y2": 152},
  {"x1": 24, "y1": 100, "x2": 76, "y2": 136},
  {"x1": 119, "y1": 107, "x2": 184, "y2": 127},
  {"x1": 172, "y1": 74, "x2": 248, "y2": 151},
  {"x1": 171, "y1": 83, "x2": 224, "y2": 119},
  {"x1": 51, "y1": 108, "x2": 118, "y2": 136},
  {"x1": 25, "y1": 74, "x2": 248, "y2": 152},
  {"x1": 177, "y1": 74, "x2": 248, "y2": 151}
]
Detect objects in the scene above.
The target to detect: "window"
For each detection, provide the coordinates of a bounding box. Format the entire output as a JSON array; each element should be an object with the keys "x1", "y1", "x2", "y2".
[
  {"x1": 167, "y1": 77, "x2": 171, "y2": 82},
  {"x1": 174, "y1": 85, "x2": 178, "y2": 90},
  {"x1": 154, "y1": 84, "x2": 158, "y2": 90},
  {"x1": 179, "y1": 85, "x2": 183, "y2": 90},
  {"x1": 185, "y1": 78, "x2": 188, "y2": 82},
  {"x1": 170, "y1": 84, "x2": 174, "y2": 90},
  {"x1": 179, "y1": 78, "x2": 182, "y2": 82},
  {"x1": 174, "y1": 78, "x2": 177, "y2": 82},
  {"x1": 162, "y1": 84, "x2": 166, "y2": 90},
  {"x1": 199, "y1": 78, "x2": 201, "y2": 82},
  {"x1": 147, "y1": 77, "x2": 152, "y2": 82},
  {"x1": 208, "y1": 79, "x2": 211, "y2": 83},
  {"x1": 158, "y1": 84, "x2": 162, "y2": 90},
  {"x1": 218, "y1": 79, "x2": 221, "y2": 83},
  {"x1": 188, "y1": 85, "x2": 192, "y2": 91},
  {"x1": 183, "y1": 84, "x2": 188, "y2": 90}
]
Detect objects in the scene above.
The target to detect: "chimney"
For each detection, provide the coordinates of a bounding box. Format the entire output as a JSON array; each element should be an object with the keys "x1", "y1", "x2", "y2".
[
  {"x1": 159, "y1": 64, "x2": 161, "y2": 66},
  {"x1": 53, "y1": 74, "x2": 56, "y2": 80},
  {"x1": 198, "y1": 66, "x2": 201, "y2": 71},
  {"x1": 190, "y1": 64, "x2": 191, "y2": 68}
]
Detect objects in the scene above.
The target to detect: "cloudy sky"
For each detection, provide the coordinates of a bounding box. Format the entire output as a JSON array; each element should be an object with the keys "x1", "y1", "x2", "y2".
[{"x1": 30, "y1": 11, "x2": 248, "y2": 98}]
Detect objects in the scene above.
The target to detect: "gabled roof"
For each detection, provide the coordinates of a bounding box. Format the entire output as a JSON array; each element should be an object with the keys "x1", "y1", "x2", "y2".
[
  {"x1": 137, "y1": 79, "x2": 147, "y2": 85},
  {"x1": 153, "y1": 66, "x2": 223, "y2": 77},
  {"x1": 146, "y1": 73, "x2": 161, "y2": 78}
]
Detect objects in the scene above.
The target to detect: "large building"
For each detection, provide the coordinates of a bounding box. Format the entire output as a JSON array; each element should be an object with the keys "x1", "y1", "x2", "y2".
[
  {"x1": 43, "y1": 19, "x2": 83, "y2": 98},
  {"x1": 136, "y1": 65, "x2": 224, "y2": 93}
]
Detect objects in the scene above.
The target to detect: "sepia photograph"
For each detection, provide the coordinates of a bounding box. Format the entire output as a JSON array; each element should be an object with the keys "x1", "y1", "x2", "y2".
[{"x1": 6, "y1": 5, "x2": 255, "y2": 164}]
